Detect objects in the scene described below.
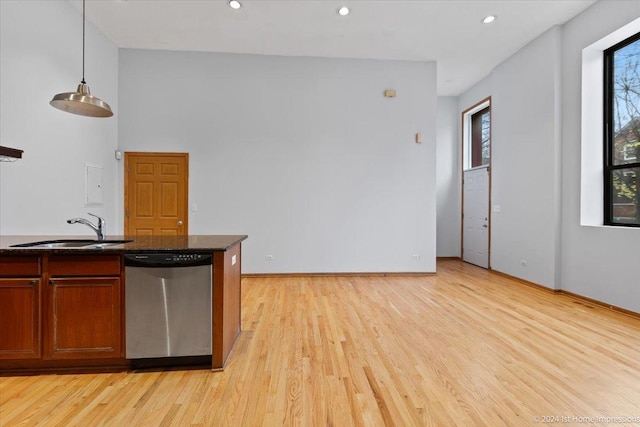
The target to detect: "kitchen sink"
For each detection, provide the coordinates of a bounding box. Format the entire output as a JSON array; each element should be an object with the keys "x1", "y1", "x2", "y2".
[{"x1": 10, "y1": 239, "x2": 133, "y2": 248}]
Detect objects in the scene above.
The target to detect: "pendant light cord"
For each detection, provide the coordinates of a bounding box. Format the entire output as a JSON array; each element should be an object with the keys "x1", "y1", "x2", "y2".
[
  {"x1": 49, "y1": 0, "x2": 113, "y2": 117},
  {"x1": 81, "y1": 0, "x2": 86, "y2": 84}
]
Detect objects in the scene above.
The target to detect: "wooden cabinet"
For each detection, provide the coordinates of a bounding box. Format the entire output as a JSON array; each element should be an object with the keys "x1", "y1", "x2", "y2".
[
  {"x1": 45, "y1": 255, "x2": 122, "y2": 359},
  {"x1": 0, "y1": 278, "x2": 41, "y2": 359},
  {"x1": 0, "y1": 254, "x2": 123, "y2": 365},
  {"x1": 0, "y1": 257, "x2": 41, "y2": 359}
]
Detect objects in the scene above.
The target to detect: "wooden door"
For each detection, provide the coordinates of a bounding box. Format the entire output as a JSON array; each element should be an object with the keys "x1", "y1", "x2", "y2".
[{"x1": 125, "y1": 152, "x2": 189, "y2": 236}]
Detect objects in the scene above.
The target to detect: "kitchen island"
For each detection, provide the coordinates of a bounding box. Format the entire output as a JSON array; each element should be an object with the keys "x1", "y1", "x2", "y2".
[{"x1": 0, "y1": 234, "x2": 247, "y2": 374}]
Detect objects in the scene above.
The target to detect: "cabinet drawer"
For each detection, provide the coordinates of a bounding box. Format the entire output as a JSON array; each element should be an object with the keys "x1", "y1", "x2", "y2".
[
  {"x1": 49, "y1": 255, "x2": 121, "y2": 277},
  {"x1": 0, "y1": 256, "x2": 41, "y2": 277}
]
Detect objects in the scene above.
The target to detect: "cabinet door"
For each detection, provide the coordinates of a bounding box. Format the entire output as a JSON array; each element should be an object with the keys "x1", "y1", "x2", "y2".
[
  {"x1": 0, "y1": 278, "x2": 40, "y2": 359},
  {"x1": 45, "y1": 277, "x2": 121, "y2": 359}
]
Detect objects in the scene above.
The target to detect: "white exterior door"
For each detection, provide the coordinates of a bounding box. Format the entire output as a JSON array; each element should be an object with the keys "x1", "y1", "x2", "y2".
[{"x1": 463, "y1": 167, "x2": 489, "y2": 268}]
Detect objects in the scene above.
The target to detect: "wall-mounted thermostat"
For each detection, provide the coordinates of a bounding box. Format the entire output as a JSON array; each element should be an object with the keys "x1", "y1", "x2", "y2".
[{"x1": 384, "y1": 89, "x2": 396, "y2": 98}]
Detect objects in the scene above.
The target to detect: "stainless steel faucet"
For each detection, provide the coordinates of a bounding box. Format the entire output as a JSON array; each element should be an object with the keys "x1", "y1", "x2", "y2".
[{"x1": 67, "y1": 213, "x2": 106, "y2": 240}]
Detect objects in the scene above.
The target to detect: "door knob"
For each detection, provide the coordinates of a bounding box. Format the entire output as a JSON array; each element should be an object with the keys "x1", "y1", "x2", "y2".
[{"x1": 177, "y1": 220, "x2": 183, "y2": 226}]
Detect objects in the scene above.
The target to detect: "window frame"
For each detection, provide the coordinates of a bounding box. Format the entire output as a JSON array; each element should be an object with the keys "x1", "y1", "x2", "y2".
[
  {"x1": 462, "y1": 97, "x2": 491, "y2": 171},
  {"x1": 603, "y1": 31, "x2": 640, "y2": 227}
]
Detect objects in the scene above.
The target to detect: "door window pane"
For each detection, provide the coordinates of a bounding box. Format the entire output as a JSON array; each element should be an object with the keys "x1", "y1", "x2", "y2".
[{"x1": 471, "y1": 107, "x2": 490, "y2": 168}]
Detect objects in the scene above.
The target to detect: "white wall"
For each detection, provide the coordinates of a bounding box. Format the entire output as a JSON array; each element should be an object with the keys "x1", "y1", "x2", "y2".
[
  {"x1": 458, "y1": 75, "x2": 492, "y2": 113},
  {"x1": 490, "y1": 26, "x2": 563, "y2": 288},
  {"x1": 118, "y1": 50, "x2": 437, "y2": 274},
  {"x1": 560, "y1": 0, "x2": 640, "y2": 312},
  {"x1": 0, "y1": 1, "x2": 119, "y2": 236},
  {"x1": 456, "y1": 27, "x2": 563, "y2": 289},
  {"x1": 436, "y1": 96, "x2": 460, "y2": 257}
]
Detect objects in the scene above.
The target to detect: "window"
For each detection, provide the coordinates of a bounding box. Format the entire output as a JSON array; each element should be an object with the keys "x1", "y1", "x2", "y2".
[
  {"x1": 604, "y1": 32, "x2": 640, "y2": 226},
  {"x1": 623, "y1": 145, "x2": 637, "y2": 162},
  {"x1": 462, "y1": 97, "x2": 490, "y2": 171},
  {"x1": 471, "y1": 107, "x2": 491, "y2": 168}
]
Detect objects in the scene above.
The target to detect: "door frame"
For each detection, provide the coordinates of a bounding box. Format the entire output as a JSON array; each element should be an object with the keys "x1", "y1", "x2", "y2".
[
  {"x1": 124, "y1": 152, "x2": 189, "y2": 236},
  {"x1": 461, "y1": 96, "x2": 492, "y2": 268}
]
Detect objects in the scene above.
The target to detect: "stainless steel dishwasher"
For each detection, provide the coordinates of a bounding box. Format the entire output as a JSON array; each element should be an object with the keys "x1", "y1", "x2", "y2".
[{"x1": 124, "y1": 253, "x2": 213, "y2": 359}]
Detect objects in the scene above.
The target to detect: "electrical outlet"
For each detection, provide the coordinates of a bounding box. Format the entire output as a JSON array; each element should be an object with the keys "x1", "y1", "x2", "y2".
[
  {"x1": 265, "y1": 255, "x2": 274, "y2": 261},
  {"x1": 411, "y1": 254, "x2": 421, "y2": 261},
  {"x1": 520, "y1": 260, "x2": 528, "y2": 267}
]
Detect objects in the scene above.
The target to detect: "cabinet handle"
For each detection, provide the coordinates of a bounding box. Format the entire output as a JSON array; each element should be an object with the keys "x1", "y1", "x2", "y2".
[
  {"x1": 49, "y1": 279, "x2": 55, "y2": 285},
  {"x1": 30, "y1": 280, "x2": 37, "y2": 285}
]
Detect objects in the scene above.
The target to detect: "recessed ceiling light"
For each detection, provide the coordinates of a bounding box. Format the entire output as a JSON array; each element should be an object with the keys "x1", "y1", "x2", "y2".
[
  {"x1": 228, "y1": 0, "x2": 242, "y2": 10},
  {"x1": 337, "y1": 6, "x2": 350, "y2": 16},
  {"x1": 482, "y1": 15, "x2": 496, "y2": 24}
]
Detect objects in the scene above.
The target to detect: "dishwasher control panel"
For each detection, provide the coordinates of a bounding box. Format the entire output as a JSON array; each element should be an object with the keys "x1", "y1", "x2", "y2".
[{"x1": 124, "y1": 252, "x2": 213, "y2": 267}]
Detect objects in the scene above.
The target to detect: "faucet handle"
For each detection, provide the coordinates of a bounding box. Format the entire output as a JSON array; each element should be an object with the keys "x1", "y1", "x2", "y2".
[
  {"x1": 87, "y1": 213, "x2": 105, "y2": 224},
  {"x1": 87, "y1": 213, "x2": 106, "y2": 240}
]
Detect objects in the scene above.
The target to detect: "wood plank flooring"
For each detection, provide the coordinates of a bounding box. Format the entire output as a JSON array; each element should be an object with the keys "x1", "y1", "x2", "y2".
[{"x1": 2, "y1": 259, "x2": 640, "y2": 426}]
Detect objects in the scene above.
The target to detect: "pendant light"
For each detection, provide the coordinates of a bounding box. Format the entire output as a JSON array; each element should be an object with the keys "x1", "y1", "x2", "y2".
[{"x1": 50, "y1": 0, "x2": 113, "y2": 118}]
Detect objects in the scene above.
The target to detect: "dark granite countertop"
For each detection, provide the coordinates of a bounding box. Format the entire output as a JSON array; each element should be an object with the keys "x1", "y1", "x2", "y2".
[{"x1": 0, "y1": 235, "x2": 247, "y2": 254}]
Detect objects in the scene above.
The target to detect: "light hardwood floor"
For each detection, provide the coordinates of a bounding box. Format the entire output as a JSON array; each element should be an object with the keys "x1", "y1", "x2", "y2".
[{"x1": 2, "y1": 259, "x2": 640, "y2": 426}]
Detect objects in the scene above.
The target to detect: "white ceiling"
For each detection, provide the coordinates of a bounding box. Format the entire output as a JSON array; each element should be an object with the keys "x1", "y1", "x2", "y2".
[{"x1": 74, "y1": 0, "x2": 596, "y2": 96}]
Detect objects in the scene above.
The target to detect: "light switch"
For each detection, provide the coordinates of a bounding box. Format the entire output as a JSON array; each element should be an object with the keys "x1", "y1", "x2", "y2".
[
  {"x1": 192, "y1": 203, "x2": 198, "y2": 212},
  {"x1": 232, "y1": 255, "x2": 237, "y2": 265}
]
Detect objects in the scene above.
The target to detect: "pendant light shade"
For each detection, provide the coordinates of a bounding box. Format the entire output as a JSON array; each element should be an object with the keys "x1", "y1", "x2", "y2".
[
  {"x1": 51, "y1": 83, "x2": 112, "y2": 117},
  {"x1": 50, "y1": 0, "x2": 113, "y2": 118}
]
